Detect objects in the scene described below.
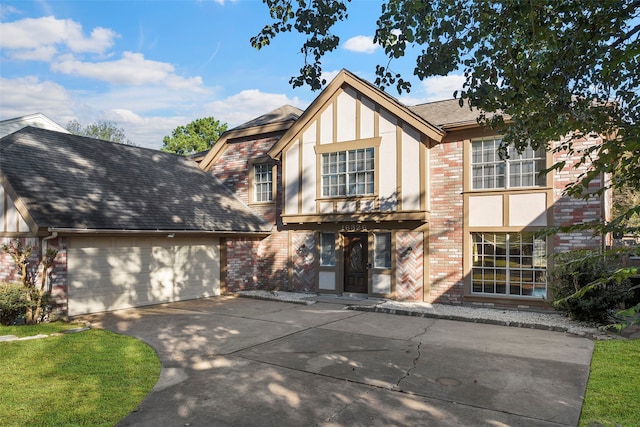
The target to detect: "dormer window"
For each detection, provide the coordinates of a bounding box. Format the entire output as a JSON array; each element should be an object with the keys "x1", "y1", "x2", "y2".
[{"x1": 321, "y1": 148, "x2": 374, "y2": 197}]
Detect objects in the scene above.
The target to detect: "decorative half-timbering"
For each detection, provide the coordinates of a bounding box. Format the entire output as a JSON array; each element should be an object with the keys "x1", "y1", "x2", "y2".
[{"x1": 203, "y1": 69, "x2": 609, "y2": 308}]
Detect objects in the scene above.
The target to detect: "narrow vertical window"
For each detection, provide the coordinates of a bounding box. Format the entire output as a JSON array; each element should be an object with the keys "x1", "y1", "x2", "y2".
[
  {"x1": 253, "y1": 163, "x2": 273, "y2": 202},
  {"x1": 320, "y1": 233, "x2": 336, "y2": 266},
  {"x1": 374, "y1": 232, "x2": 391, "y2": 268}
]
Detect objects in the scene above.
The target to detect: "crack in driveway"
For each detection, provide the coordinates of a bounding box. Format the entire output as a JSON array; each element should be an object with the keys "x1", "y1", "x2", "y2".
[{"x1": 396, "y1": 341, "x2": 421, "y2": 389}]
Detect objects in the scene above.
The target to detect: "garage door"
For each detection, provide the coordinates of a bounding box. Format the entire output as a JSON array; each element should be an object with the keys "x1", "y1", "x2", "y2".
[{"x1": 67, "y1": 236, "x2": 220, "y2": 316}]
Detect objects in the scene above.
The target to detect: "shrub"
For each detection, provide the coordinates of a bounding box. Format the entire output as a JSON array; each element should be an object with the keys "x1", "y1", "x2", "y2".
[
  {"x1": 0, "y1": 283, "x2": 28, "y2": 326},
  {"x1": 549, "y1": 250, "x2": 633, "y2": 323}
]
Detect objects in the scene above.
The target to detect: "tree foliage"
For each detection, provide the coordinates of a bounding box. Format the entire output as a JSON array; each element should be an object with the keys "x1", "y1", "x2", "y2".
[
  {"x1": 161, "y1": 117, "x2": 228, "y2": 156},
  {"x1": 66, "y1": 119, "x2": 134, "y2": 145},
  {"x1": 1, "y1": 239, "x2": 58, "y2": 325},
  {"x1": 253, "y1": 0, "x2": 640, "y2": 236}
]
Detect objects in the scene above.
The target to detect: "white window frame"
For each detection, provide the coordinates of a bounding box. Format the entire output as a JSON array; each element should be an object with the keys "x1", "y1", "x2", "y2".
[
  {"x1": 471, "y1": 232, "x2": 547, "y2": 298},
  {"x1": 373, "y1": 232, "x2": 392, "y2": 269},
  {"x1": 321, "y1": 148, "x2": 374, "y2": 197},
  {"x1": 471, "y1": 137, "x2": 546, "y2": 190},
  {"x1": 252, "y1": 163, "x2": 273, "y2": 203}
]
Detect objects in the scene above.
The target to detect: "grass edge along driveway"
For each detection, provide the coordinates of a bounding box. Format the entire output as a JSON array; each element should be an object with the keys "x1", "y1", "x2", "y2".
[
  {"x1": 579, "y1": 338, "x2": 640, "y2": 427},
  {"x1": 1, "y1": 323, "x2": 639, "y2": 427},
  {"x1": 0, "y1": 326, "x2": 160, "y2": 427}
]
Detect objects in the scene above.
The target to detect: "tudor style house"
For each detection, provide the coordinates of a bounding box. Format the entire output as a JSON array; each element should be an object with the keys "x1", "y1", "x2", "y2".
[
  {"x1": 1, "y1": 70, "x2": 607, "y2": 317},
  {"x1": 198, "y1": 69, "x2": 607, "y2": 310}
]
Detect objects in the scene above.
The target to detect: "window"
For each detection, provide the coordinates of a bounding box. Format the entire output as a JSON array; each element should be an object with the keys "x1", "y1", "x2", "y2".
[
  {"x1": 319, "y1": 233, "x2": 336, "y2": 266},
  {"x1": 472, "y1": 232, "x2": 547, "y2": 297},
  {"x1": 253, "y1": 163, "x2": 273, "y2": 202},
  {"x1": 321, "y1": 148, "x2": 374, "y2": 197},
  {"x1": 471, "y1": 137, "x2": 546, "y2": 189},
  {"x1": 374, "y1": 232, "x2": 391, "y2": 268}
]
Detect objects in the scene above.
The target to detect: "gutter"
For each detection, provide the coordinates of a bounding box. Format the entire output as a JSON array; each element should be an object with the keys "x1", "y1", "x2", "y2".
[{"x1": 46, "y1": 227, "x2": 272, "y2": 237}]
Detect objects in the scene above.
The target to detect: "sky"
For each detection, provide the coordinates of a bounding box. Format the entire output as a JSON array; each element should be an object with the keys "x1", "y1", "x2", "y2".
[{"x1": 0, "y1": 0, "x2": 464, "y2": 150}]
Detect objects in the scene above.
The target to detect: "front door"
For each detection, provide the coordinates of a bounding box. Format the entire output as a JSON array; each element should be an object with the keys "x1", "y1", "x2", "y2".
[{"x1": 343, "y1": 233, "x2": 368, "y2": 293}]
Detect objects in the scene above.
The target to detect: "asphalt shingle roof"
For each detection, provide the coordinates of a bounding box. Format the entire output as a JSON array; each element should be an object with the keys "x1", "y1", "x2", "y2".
[
  {"x1": 0, "y1": 127, "x2": 271, "y2": 233},
  {"x1": 233, "y1": 105, "x2": 303, "y2": 131},
  {"x1": 409, "y1": 99, "x2": 482, "y2": 128}
]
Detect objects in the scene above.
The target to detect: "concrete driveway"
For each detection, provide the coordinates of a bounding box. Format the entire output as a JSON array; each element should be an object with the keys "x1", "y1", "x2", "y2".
[{"x1": 81, "y1": 296, "x2": 594, "y2": 427}]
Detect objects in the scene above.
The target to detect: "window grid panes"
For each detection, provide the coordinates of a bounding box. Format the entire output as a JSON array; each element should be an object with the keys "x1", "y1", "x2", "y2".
[
  {"x1": 471, "y1": 138, "x2": 545, "y2": 190},
  {"x1": 374, "y1": 232, "x2": 391, "y2": 269},
  {"x1": 322, "y1": 148, "x2": 374, "y2": 197},
  {"x1": 320, "y1": 233, "x2": 336, "y2": 266},
  {"x1": 472, "y1": 232, "x2": 547, "y2": 298},
  {"x1": 253, "y1": 164, "x2": 273, "y2": 202}
]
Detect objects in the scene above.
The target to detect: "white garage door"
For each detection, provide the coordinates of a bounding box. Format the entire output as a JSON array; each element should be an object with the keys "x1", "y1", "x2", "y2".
[{"x1": 67, "y1": 236, "x2": 220, "y2": 316}]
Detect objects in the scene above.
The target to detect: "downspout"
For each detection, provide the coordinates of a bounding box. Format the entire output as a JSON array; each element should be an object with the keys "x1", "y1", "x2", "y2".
[{"x1": 41, "y1": 231, "x2": 58, "y2": 292}]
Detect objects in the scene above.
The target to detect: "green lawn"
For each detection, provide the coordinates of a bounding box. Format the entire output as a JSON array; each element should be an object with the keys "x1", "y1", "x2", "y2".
[
  {"x1": 1, "y1": 323, "x2": 636, "y2": 426},
  {"x1": 580, "y1": 339, "x2": 640, "y2": 427},
  {"x1": 0, "y1": 327, "x2": 160, "y2": 427}
]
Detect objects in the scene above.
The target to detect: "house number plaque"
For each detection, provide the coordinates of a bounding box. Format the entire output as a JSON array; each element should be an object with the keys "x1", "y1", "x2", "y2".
[{"x1": 341, "y1": 224, "x2": 368, "y2": 232}]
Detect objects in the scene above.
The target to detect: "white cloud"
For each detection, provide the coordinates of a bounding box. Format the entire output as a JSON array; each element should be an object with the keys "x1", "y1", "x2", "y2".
[
  {"x1": 206, "y1": 0, "x2": 238, "y2": 5},
  {"x1": 0, "y1": 76, "x2": 75, "y2": 122},
  {"x1": 100, "y1": 109, "x2": 186, "y2": 149},
  {"x1": 0, "y1": 4, "x2": 20, "y2": 19},
  {"x1": 51, "y1": 52, "x2": 207, "y2": 91},
  {"x1": 420, "y1": 74, "x2": 466, "y2": 102},
  {"x1": 321, "y1": 69, "x2": 341, "y2": 85},
  {"x1": 398, "y1": 74, "x2": 467, "y2": 105},
  {"x1": 343, "y1": 35, "x2": 378, "y2": 54},
  {"x1": 205, "y1": 89, "x2": 307, "y2": 128},
  {"x1": 0, "y1": 16, "x2": 118, "y2": 55},
  {"x1": 11, "y1": 45, "x2": 58, "y2": 61}
]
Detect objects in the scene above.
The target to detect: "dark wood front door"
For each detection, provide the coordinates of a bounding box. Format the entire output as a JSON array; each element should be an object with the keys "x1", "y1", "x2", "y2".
[{"x1": 343, "y1": 233, "x2": 368, "y2": 293}]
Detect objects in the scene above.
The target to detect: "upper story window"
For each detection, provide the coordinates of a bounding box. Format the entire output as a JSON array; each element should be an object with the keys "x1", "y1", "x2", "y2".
[
  {"x1": 471, "y1": 137, "x2": 546, "y2": 190},
  {"x1": 253, "y1": 163, "x2": 273, "y2": 203},
  {"x1": 321, "y1": 148, "x2": 374, "y2": 197}
]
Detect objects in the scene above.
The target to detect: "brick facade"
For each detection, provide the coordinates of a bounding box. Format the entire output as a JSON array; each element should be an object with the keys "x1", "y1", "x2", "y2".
[
  {"x1": 291, "y1": 232, "x2": 316, "y2": 292},
  {"x1": 395, "y1": 231, "x2": 424, "y2": 301},
  {"x1": 210, "y1": 135, "x2": 291, "y2": 292},
  {"x1": 552, "y1": 136, "x2": 605, "y2": 252},
  {"x1": 428, "y1": 141, "x2": 465, "y2": 304},
  {"x1": 224, "y1": 233, "x2": 289, "y2": 291}
]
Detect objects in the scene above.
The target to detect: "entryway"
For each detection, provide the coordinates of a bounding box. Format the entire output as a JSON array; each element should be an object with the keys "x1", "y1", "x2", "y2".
[{"x1": 343, "y1": 232, "x2": 368, "y2": 293}]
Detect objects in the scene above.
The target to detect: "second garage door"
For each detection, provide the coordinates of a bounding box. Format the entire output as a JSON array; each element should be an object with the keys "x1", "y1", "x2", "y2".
[{"x1": 67, "y1": 236, "x2": 220, "y2": 316}]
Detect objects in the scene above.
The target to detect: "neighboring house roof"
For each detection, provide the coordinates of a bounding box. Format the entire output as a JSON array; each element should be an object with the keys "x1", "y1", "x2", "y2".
[
  {"x1": 0, "y1": 112, "x2": 69, "y2": 138},
  {"x1": 0, "y1": 127, "x2": 271, "y2": 234},
  {"x1": 198, "y1": 105, "x2": 302, "y2": 171},
  {"x1": 233, "y1": 105, "x2": 303, "y2": 131}
]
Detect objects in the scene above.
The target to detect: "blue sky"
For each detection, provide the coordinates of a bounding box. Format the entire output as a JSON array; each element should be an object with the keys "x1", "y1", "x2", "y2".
[{"x1": 0, "y1": 0, "x2": 464, "y2": 149}]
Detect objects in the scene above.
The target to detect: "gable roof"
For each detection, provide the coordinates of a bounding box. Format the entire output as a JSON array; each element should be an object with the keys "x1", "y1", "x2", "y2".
[
  {"x1": 0, "y1": 113, "x2": 69, "y2": 139},
  {"x1": 0, "y1": 127, "x2": 271, "y2": 234},
  {"x1": 198, "y1": 105, "x2": 302, "y2": 171},
  {"x1": 410, "y1": 99, "x2": 480, "y2": 129},
  {"x1": 268, "y1": 69, "x2": 446, "y2": 159}
]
